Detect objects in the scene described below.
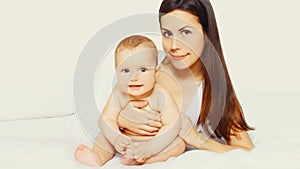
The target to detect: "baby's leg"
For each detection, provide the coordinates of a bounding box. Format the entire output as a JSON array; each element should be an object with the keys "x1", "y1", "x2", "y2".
[
  {"x1": 74, "y1": 132, "x2": 114, "y2": 166},
  {"x1": 144, "y1": 137, "x2": 185, "y2": 164}
]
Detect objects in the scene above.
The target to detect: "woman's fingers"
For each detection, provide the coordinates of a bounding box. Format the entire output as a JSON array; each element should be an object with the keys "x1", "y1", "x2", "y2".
[
  {"x1": 118, "y1": 111, "x2": 162, "y2": 136},
  {"x1": 147, "y1": 120, "x2": 163, "y2": 128},
  {"x1": 137, "y1": 129, "x2": 158, "y2": 136},
  {"x1": 124, "y1": 125, "x2": 161, "y2": 136},
  {"x1": 123, "y1": 129, "x2": 140, "y2": 136},
  {"x1": 127, "y1": 128, "x2": 157, "y2": 136},
  {"x1": 140, "y1": 124, "x2": 159, "y2": 132},
  {"x1": 119, "y1": 107, "x2": 160, "y2": 123},
  {"x1": 133, "y1": 123, "x2": 161, "y2": 135},
  {"x1": 123, "y1": 128, "x2": 157, "y2": 136},
  {"x1": 144, "y1": 110, "x2": 160, "y2": 121}
]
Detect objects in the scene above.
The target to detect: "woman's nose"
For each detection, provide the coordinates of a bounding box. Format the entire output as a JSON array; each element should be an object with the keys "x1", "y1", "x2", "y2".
[{"x1": 170, "y1": 37, "x2": 181, "y2": 51}]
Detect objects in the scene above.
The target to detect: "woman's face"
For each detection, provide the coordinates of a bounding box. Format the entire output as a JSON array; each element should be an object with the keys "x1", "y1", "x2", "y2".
[{"x1": 160, "y1": 10, "x2": 205, "y2": 70}]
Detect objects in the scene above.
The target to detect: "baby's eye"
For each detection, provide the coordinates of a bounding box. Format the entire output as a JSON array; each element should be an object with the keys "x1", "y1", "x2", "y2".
[
  {"x1": 162, "y1": 30, "x2": 173, "y2": 37},
  {"x1": 139, "y1": 67, "x2": 148, "y2": 72},
  {"x1": 182, "y1": 30, "x2": 192, "y2": 35},
  {"x1": 121, "y1": 69, "x2": 130, "y2": 73}
]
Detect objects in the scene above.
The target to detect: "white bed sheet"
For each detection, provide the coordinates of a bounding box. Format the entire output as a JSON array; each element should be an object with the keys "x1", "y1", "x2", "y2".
[{"x1": 1, "y1": 91, "x2": 300, "y2": 169}]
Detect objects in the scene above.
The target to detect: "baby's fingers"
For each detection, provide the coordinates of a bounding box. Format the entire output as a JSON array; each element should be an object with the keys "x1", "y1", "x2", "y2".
[{"x1": 115, "y1": 143, "x2": 125, "y2": 154}]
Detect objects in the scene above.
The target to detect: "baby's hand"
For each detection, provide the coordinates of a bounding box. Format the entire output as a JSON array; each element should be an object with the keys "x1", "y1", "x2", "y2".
[
  {"x1": 114, "y1": 135, "x2": 132, "y2": 154},
  {"x1": 121, "y1": 145, "x2": 136, "y2": 165},
  {"x1": 131, "y1": 142, "x2": 153, "y2": 163}
]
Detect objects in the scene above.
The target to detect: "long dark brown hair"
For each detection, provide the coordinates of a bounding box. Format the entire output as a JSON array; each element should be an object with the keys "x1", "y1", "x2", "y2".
[{"x1": 159, "y1": 0, "x2": 253, "y2": 142}]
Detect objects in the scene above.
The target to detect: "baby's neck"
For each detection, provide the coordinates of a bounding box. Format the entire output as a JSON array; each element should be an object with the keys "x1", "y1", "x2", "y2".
[{"x1": 129, "y1": 100, "x2": 149, "y2": 109}]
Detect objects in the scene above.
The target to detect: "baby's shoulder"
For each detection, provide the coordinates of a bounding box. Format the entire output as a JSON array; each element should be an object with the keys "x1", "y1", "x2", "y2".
[{"x1": 111, "y1": 89, "x2": 128, "y2": 111}]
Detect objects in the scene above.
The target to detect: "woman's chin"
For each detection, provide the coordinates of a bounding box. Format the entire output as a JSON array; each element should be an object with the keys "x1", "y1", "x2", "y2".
[{"x1": 172, "y1": 62, "x2": 190, "y2": 70}]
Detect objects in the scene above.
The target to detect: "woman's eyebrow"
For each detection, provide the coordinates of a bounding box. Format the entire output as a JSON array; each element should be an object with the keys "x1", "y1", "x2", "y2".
[
  {"x1": 161, "y1": 26, "x2": 193, "y2": 32},
  {"x1": 178, "y1": 26, "x2": 193, "y2": 32},
  {"x1": 161, "y1": 27, "x2": 170, "y2": 31}
]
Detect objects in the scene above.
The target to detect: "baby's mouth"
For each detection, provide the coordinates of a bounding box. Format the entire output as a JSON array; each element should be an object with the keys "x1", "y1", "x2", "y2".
[{"x1": 128, "y1": 84, "x2": 143, "y2": 88}]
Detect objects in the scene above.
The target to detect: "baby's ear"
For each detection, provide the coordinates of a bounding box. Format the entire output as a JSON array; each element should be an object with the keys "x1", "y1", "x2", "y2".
[{"x1": 155, "y1": 66, "x2": 160, "y2": 72}]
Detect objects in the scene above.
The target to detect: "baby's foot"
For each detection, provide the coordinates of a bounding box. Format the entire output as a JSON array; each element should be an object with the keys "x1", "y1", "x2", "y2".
[{"x1": 74, "y1": 144, "x2": 101, "y2": 166}]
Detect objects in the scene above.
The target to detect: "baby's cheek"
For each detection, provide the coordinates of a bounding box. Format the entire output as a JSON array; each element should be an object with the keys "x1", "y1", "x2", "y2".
[{"x1": 116, "y1": 77, "x2": 129, "y2": 93}]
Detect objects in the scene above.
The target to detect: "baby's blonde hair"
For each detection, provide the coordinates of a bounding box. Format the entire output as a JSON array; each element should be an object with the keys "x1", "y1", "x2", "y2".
[{"x1": 115, "y1": 35, "x2": 158, "y2": 68}]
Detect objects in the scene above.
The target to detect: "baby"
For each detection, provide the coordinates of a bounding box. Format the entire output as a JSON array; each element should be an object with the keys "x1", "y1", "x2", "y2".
[{"x1": 74, "y1": 35, "x2": 185, "y2": 166}]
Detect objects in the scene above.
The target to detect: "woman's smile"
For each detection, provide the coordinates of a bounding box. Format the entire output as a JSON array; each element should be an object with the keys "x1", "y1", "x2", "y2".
[{"x1": 169, "y1": 53, "x2": 189, "y2": 60}]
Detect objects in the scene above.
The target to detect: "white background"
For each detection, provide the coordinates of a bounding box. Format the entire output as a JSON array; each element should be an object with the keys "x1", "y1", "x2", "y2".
[{"x1": 0, "y1": 0, "x2": 300, "y2": 120}]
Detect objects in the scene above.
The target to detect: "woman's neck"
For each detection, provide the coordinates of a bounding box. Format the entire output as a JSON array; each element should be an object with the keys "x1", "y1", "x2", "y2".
[{"x1": 159, "y1": 58, "x2": 203, "y2": 114}]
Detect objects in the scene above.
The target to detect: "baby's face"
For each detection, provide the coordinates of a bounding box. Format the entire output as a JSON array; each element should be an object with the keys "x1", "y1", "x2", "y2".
[{"x1": 115, "y1": 46, "x2": 157, "y2": 97}]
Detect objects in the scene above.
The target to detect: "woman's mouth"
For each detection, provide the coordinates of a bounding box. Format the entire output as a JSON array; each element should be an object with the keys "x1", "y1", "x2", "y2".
[{"x1": 170, "y1": 53, "x2": 188, "y2": 60}]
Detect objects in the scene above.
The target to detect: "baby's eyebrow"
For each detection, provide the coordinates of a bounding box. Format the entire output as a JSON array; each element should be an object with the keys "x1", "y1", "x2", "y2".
[
  {"x1": 137, "y1": 66, "x2": 156, "y2": 72},
  {"x1": 148, "y1": 67, "x2": 156, "y2": 70},
  {"x1": 140, "y1": 66, "x2": 156, "y2": 69}
]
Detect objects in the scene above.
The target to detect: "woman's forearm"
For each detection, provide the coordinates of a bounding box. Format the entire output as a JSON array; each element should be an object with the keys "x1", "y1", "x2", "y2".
[
  {"x1": 194, "y1": 132, "x2": 253, "y2": 153},
  {"x1": 195, "y1": 137, "x2": 250, "y2": 153},
  {"x1": 184, "y1": 125, "x2": 253, "y2": 153}
]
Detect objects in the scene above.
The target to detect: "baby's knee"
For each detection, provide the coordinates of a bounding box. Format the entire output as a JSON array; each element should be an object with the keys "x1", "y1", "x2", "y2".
[
  {"x1": 144, "y1": 138, "x2": 185, "y2": 164},
  {"x1": 155, "y1": 137, "x2": 185, "y2": 159},
  {"x1": 173, "y1": 138, "x2": 186, "y2": 155}
]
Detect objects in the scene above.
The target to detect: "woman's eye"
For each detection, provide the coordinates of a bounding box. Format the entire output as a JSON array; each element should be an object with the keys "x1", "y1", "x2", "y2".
[
  {"x1": 121, "y1": 69, "x2": 130, "y2": 73},
  {"x1": 162, "y1": 31, "x2": 172, "y2": 37},
  {"x1": 182, "y1": 30, "x2": 192, "y2": 35},
  {"x1": 139, "y1": 67, "x2": 148, "y2": 72}
]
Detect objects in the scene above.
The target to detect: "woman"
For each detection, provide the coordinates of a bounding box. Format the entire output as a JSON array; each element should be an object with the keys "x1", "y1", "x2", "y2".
[{"x1": 118, "y1": 0, "x2": 254, "y2": 157}]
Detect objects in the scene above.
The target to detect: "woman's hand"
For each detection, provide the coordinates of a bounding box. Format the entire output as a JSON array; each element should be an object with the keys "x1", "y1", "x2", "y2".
[{"x1": 118, "y1": 114, "x2": 162, "y2": 136}]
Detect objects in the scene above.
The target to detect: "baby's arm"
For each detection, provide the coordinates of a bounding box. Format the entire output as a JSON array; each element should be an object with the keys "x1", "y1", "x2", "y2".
[
  {"x1": 98, "y1": 94, "x2": 131, "y2": 154},
  {"x1": 130, "y1": 87, "x2": 181, "y2": 160}
]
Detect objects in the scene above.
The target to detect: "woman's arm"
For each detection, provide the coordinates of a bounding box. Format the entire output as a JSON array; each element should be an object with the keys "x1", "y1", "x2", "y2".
[
  {"x1": 188, "y1": 126, "x2": 254, "y2": 153},
  {"x1": 227, "y1": 130, "x2": 254, "y2": 151},
  {"x1": 200, "y1": 131, "x2": 254, "y2": 153},
  {"x1": 179, "y1": 110, "x2": 254, "y2": 153}
]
